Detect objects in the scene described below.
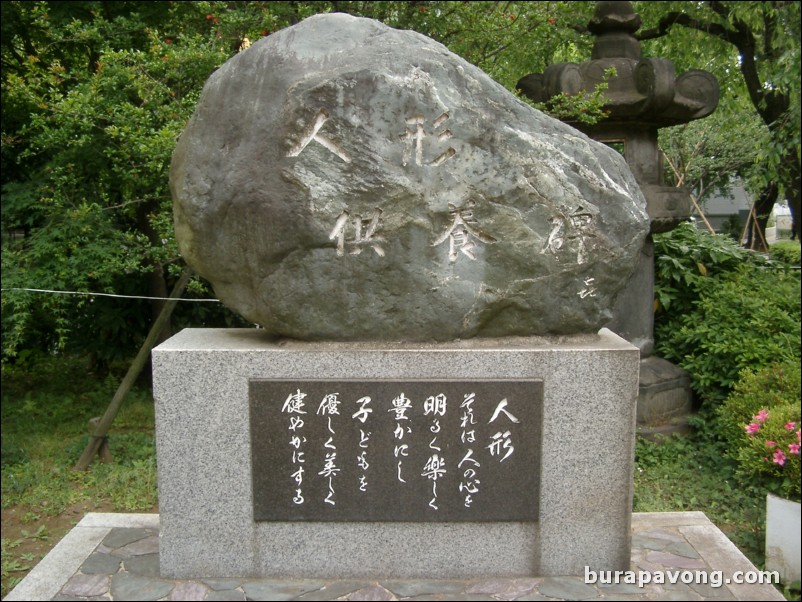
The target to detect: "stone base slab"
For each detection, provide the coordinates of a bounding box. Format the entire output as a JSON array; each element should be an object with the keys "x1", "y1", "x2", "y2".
[
  {"x1": 152, "y1": 328, "x2": 639, "y2": 579},
  {"x1": 637, "y1": 356, "x2": 693, "y2": 425}
]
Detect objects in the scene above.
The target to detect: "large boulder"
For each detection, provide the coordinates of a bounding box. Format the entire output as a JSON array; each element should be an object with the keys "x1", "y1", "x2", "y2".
[{"x1": 170, "y1": 13, "x2": 649, "y2": 342}]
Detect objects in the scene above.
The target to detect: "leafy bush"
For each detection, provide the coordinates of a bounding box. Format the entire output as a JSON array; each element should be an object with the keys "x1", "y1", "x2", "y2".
[
  {"x1": 717, "y1": 362, "x2": 801, "y2": 501},
  {"x1": 717, "y1": 362, "x2": 802, "y2": 446},
  {"x1": 770, "y1": 240, "x2": 801, "y2": 265},
  {"x1": 656, "y1": 265, "x2": 801, "y2": 404},
  {"x1": 653, "y1": 222, "x2": 800, "y2": 406},
  {"x1": 653, "y1": 221, "x2": 764, "y2": 321}
]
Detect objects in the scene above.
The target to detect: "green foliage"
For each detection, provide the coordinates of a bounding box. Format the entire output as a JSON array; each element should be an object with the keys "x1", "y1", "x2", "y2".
[
  {"x1": 770, "y1": 240, "x2": 802, "y2": 265},
  {"x1": 653, "y1": 221, "x2": 801, "y2": 406},
  {"x1": 717, "y1": 362, "x2": 801, "y2": 501},
  {"x1": 0, "y1": 1, "x2": 594, "y2": 364},
  {"x1": 0, "y1": 354, "x2": 158, "y2": 514},
  {"x1": 659, "y1": 109, "x2": 769, "y2": 202},
  {"x1": 1, "y1": 537, "x2": 32, "y2": 597},
  {"x1": 2, "y1": 1, "x2": 800, "y2": 366},
  {"x1": 1, "y1": 1, "x2": 237, "y2": 364},
  {"x1": 653, "y1": 221, "x2": 764, "y2": 317},
  {"x1": 656, "y1": 265, "x2": 801, "y2": 404},
  {"x1": 634, "y1": 433, "x2": 767, "y2": 565},
  {"x1": 526, "y1": 67, "x2": 616, "y2": 125}
]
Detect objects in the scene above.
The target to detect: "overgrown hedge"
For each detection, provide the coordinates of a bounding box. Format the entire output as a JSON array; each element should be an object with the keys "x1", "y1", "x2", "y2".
[
  {"x1": 770, "y1": 240, "x2": 801, "y2": 265},
  {"x1": 653, "y1": 223, "x2": 802, "y2": 407}
]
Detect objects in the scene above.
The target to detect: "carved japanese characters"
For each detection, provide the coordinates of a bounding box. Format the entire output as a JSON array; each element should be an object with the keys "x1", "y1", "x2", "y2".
[
  {"x1": 171, "y1": 13, "x2": 649, "y2": 341},
  {"x1": 250, "y1": 380, "x2": 541, "y2": 521}
]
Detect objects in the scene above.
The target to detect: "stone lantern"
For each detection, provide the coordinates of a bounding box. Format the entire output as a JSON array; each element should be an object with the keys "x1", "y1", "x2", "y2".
[{"x1": 517, "y1": 0, "x2": 720, "y2": 428}]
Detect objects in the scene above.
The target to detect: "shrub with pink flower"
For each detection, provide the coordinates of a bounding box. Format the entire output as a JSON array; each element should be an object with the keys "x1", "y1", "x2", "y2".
[
  {"x1": 718, "y1": 363, "x2": 801, "y2": 502},
  {"x1": 740, "y1": 406, "x2": 801, "y2": 501}
]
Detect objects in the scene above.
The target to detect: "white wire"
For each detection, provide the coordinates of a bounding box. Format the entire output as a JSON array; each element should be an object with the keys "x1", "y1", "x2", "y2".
[{"x1": 0, "y1": 287, "x2": 220, "y2": 302}]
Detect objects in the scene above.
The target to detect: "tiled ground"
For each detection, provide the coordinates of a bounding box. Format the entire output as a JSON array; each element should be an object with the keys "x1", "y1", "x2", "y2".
[{"x1": 4, "y1": 512, "x2": 786, "y2": 601}]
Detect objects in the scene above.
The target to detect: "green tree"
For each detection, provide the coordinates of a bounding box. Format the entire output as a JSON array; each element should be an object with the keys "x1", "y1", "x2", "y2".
[
  {"x1": 1, "y1": 1, "x2": 591, "y2": 364},
  {"x1": 3, "y1": 1, "x2": 798, "y2": 366},
  {"x1": 1, "y1": 1, "x2": 246, "y2": 364},
  {"x1": 635, "y1": 1, "x2": 801, "y2": 249}
]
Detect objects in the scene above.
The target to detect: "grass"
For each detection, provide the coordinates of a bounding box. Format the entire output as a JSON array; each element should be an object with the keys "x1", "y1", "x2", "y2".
[
  {"x1": 1, "y1": 353, "x2": 799, "y2": 600},
  {"x1": 1, "y1": 354, "x2": 158, "y2": 598},
  {"x1": 633, "y1": 432, "x2": 767, "y2": 564}
]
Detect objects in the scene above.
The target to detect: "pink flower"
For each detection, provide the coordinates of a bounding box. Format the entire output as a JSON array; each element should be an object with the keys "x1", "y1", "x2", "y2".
[
  {"x1": 745, "y1": 423, "x2": 761, "y2": 435},
  {"x1": 789, "y1": 443, "x2": 800, "y2": 455},
  {"x1": 765, "y1": 440, "x2": 777, "y2": 448},
  {"x1": 773, "y1": 449, "x2": 787, "y2": 466},
  {"x1": 786, "y1": 422, "x2": 798, "y2": 432},
  {"x1": 796, "y1": 429, "x2": 801, "y2": 442},
  {"x1": 754, "y1": 409, "x2": 769, "y2": 422}
]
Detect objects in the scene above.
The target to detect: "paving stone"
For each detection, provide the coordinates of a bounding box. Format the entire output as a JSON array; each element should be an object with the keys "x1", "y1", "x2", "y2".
[
  {"x1": 114, "y1": 534, "x2": 160, "y2": 558},
  {"x1": 537, "y1": 577, "x2": 599, "y2": 600},
  {"x1": 632, "y1": 535, "x2": 670, "y2": 552},
  {"x1": 242, "y1": 579, "x2": 328, "y2": 601},
  {"x1": 657, "y1": 589, "x2": 704, "y2": 600},
  {"x1": 646, "y1": 551, "x2": 707, "y2": 569},
  {"x1": 79, "y1": 551, "x2": 122, "y2": 574},
  {"x1": 61, "y1": 573, "x2": 110, "y2": 597},
  {"x1": 168, "y1": 581, "x2": 211, "y2": 600},
  {"x1": 665, "y1": 541, "x2": 701, "y2": 559},
  {"x1": 638, "y1": 528, "x2": 684, "y2": 543},
  {"x1": 598, "y1": 582, "x2": 648, "y2": 595},
  {"x1": 381, "y1": 579, "x2": 467, "y2": 598},
  {"x1": 514, "y1": 594, "x2": 565, "y2": 602},
  {"x1": 110, "y1": 572, "x2": 175, "y2": 601},
  {"x1": 690, "y1": 580, "x2": 736, "y2": 599},
  {"x1": 345, "y1": 583, "x2": 397, "y2": 601},
  {"x1": 123, "y1": 553, "x2": 161, "y2": 577},
  {"x1": 466, "y1": 578, "x2": 541, "y2": 600},
  {"x1": 102, "y1": 527, "x2": 150, "y2": 549},
  {"x1": 404, "y1": 595, "x2": 496, "y2": 601},
  {"x1": 630, "y1": 559, "x2": 664, "y2": 573},
  {"x1": 203, "y1": 578, "x2": 244, "y2": 590},
  {"x1": 297, "y1": 580, "x2": 374, "y2": 600},
  {"x1": 205, "y1": 589, "x2": 246, "y2": 601}
]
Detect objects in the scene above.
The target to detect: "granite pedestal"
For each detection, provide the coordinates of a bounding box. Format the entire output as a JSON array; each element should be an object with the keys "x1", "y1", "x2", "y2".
[{"x1": 151, "y1": 328, "x2": 639, "y2": 579}]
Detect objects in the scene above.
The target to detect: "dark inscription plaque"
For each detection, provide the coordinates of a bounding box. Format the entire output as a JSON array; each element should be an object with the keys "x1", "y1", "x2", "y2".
[{"x1": 250, "y1": 379, "x2": 543, "y2": 522}]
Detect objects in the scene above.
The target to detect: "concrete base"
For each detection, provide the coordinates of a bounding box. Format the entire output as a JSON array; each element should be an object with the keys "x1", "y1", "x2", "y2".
[{"x1": 151, "y1": 328, "x2": 639, "y2": 579}]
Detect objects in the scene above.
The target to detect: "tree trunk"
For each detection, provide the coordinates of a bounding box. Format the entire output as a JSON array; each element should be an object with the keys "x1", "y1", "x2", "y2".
[
  {"x1": 785, "y1": 148, "x2": 801, "y2": 242},
  {"x1": 745, "y1": 182, "x2": 778, "y2": 252}
]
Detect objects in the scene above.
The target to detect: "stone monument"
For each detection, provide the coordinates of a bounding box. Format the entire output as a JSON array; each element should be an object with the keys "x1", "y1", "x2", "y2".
[
  {"x1": 517, "y1": 0, "x2": 720, "y2": 429},
  {"x1": 154, "y1": 12, "x2": 646, "y2": 579}
]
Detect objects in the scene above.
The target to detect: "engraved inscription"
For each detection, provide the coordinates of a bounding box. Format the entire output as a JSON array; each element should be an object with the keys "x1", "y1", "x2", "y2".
[
  {"x1": 329, "y1": 209, "x2": 386, "y2": 257},
  {"x1": 288, "y1": 108, "x2": 351, "y2": 163},
  {"x1": 400, "y1": 112, "x2": 456, "y2": 167},
  {"x1": 250, "y1": 380, "x2": 542, "y2": 522},
  {"x1": 432, "y1": 200, "x2": 497, "y2": 263}
]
